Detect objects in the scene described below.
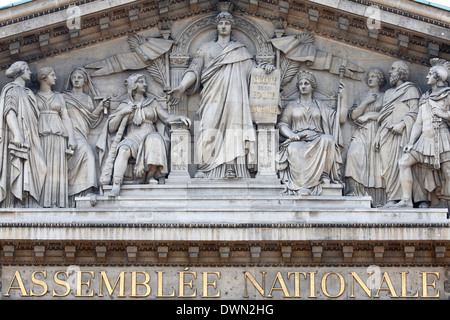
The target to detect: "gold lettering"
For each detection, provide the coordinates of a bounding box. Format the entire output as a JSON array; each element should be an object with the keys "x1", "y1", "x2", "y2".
[
  {"x1": 287, "y1": 272, "x2": 307, "y2": 298},
  {"x1": 178, "y1": 268, "x2": 197, "y2": 298},
  {"x1": 267, "y1": 272, "x2": 291, "y2": 298},
  {"x1": 309, "y1": 272, "x2": 317, "y2": 298},
  {"x1": 156, "y1": 271, "x2": 176, "y2": 298},
  {"x1": 321, "y1": 272, "x2": 345, "y2": 298},
  {"x1": 30, "y1": 271, "x2": 48, "y2": 297},
  {"x1": 350, "y1": 272, "x2": 372, "y2": 298},
  {"x1": 375, "y1": 272, "x2": 399, "y2": 298},
  {"x1": 201, "y1": 271, "x2": 221, "y2": 298},
  {"x1": 99, "y1": 271, "x2": 126, "y2": 298},
  {"x1": 76, "y1": 271, "x2": 95, "y2": 297},
  {"x1": 131, "y1": 271, "x2": 151, "y2": 298},
  {"x1": 243, "y1": 271, "x2": 266, "y2": 298},
  {"x1": 421, "y1": 272, "x2": 440, "y2": 298},
  {"x1": 52, "y1": 271, "x2": 70, "y2": 297},
  {"x1": 4, "y1": 271, "x2": 28, "y2": 297},
  {"x1": 400, "y1": 272, "x2": 419, "y2": 298}
]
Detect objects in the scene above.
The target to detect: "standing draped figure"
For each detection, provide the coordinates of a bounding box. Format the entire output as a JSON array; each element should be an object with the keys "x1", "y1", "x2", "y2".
[
  {"x1": 345, "y1": 68, "x2": 386, "y2": 207},
  {"x1": 0, "y1": 61, "x2": 46, "y2": 207},
  {"x1": 36, "y1": 67, "x2": 77, "y2": 208},
  {"x1": 63, "y1": 67, "x2": 106, "y2": 203},
  {"x1": 169, "y1": 10, "x2": 274, "y2": 179},
  {"x1": 373, "y1": 61, "x2": 420, "y2": 207}
]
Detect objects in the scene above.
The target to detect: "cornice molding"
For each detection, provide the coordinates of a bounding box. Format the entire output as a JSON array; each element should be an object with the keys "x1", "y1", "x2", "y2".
[
  {"x1": 0, "y1": 0, "x2": 448, "y2": 71},
  {"x1": 0, "y1": 222, "x2": 449, "y2": 228}
]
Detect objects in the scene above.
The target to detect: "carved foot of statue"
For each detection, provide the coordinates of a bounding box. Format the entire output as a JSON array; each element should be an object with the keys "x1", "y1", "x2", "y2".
[
  {"x1": 382, "y1": 200, "x2": 399, "y2": 208},
  {"x1": 418, "y1": 201, "x2": 429, "y2": 208},
  {"x1": 89, "y1": 193, "x2": 97, "y2": 206},
  {"x1": 108, "y1": 186, "x2": 120, "y2": 198},
  {"x1": 320, "y1": 173, "x2": 331, "y2": 185},
  {"x1": 225, "y1": 168, "x2": 237, "y2": 179},
  {"x1": 108, "y1": 177, "x2": 122, "y2": 198},
  {"x1": 281, "y1": 187, "x2": 310, "y2": 196},
  {"x1": 146, "y1": 170, "x2": 159, "y2": 184},
  {"x1": 194, "y1": 171, "x2": 205, "y2": 179},
  {"x1": 299, "y1": 188, "x2": 311, "y2": 196},
  {"x1": 280, "y1": 186, "x2": 297, "y2": 196},
  {"x1": 392, "y1": 197, "x2": 413, "y2": 208}
]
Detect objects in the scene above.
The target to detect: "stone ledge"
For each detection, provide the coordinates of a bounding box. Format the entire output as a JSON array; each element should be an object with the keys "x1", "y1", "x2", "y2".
[
  {"x1": 0, "y1": 221, "x2": 448, "y2": 242},
  {"x1": 0, "y1": 207, "x2": 447, "y2": 224}
]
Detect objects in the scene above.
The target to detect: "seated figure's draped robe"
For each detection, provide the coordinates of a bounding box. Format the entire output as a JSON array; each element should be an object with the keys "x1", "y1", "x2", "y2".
[
  {"x1": 97, "y1": 97, "x2": 169, "y2": 184},
  {"x1": 276, "y1": 99, "x2": 343, "y2": 195}
]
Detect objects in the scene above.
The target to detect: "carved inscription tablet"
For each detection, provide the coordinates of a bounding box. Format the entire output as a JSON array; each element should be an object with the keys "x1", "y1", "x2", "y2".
[{"x1": 249, "y1": 68, "x2": 280, "y2": 124}]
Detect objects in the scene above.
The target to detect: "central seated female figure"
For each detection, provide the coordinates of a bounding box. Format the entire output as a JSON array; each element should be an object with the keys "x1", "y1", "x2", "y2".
[{"x1": 276, "y1": 70, "x2": 347, "y2": 196}]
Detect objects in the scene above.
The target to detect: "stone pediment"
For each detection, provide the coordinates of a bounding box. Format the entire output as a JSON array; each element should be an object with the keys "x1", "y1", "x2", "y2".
[{"x1": 0, "y1": 0, "x2": 449, "y2": 75}]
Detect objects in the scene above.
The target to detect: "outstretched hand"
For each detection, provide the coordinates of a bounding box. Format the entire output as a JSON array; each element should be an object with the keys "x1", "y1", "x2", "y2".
[{"x1": 168, "y1": 87, "x2": 183, "y2": 106}]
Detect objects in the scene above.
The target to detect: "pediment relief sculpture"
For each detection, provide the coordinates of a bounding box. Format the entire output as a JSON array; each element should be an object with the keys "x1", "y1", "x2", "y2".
[
  {"x1": 96, "y1": 73, "x2": 190, "y2": 198},
  {"x1": 168, "y1": 6, "x2": 275, "y2": 179},
  {"x1": 0, "y1": 1, "x2": 448, "y2": 210},
  {"x1": 0, "y1": 61, "x2": 46, "y2": 208},
  {"x1": 396, "y1": 59, "x2": 450, "y2": 209},
  {"x1": 344, "y1": 67, "x2": 387, "y2": 207},
  {"x1": 276, "y1": 70, "x2": 348, "y2": 196}
]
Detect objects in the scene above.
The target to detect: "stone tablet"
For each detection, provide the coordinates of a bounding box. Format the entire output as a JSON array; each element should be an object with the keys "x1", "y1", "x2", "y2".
[{"x1": 249, "y1": 68, "x2": 280, "y2": 124}]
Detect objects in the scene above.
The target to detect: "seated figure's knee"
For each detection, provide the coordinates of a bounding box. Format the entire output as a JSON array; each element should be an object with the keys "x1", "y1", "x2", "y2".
[{"x1": 118, "y1": 145, "x2": 131, "y2": 157}]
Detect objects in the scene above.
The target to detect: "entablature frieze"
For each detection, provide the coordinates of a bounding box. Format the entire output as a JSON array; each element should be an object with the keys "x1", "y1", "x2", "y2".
[{"x1": 0, "y1": 239, "x2": 448, "y2": 267}]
